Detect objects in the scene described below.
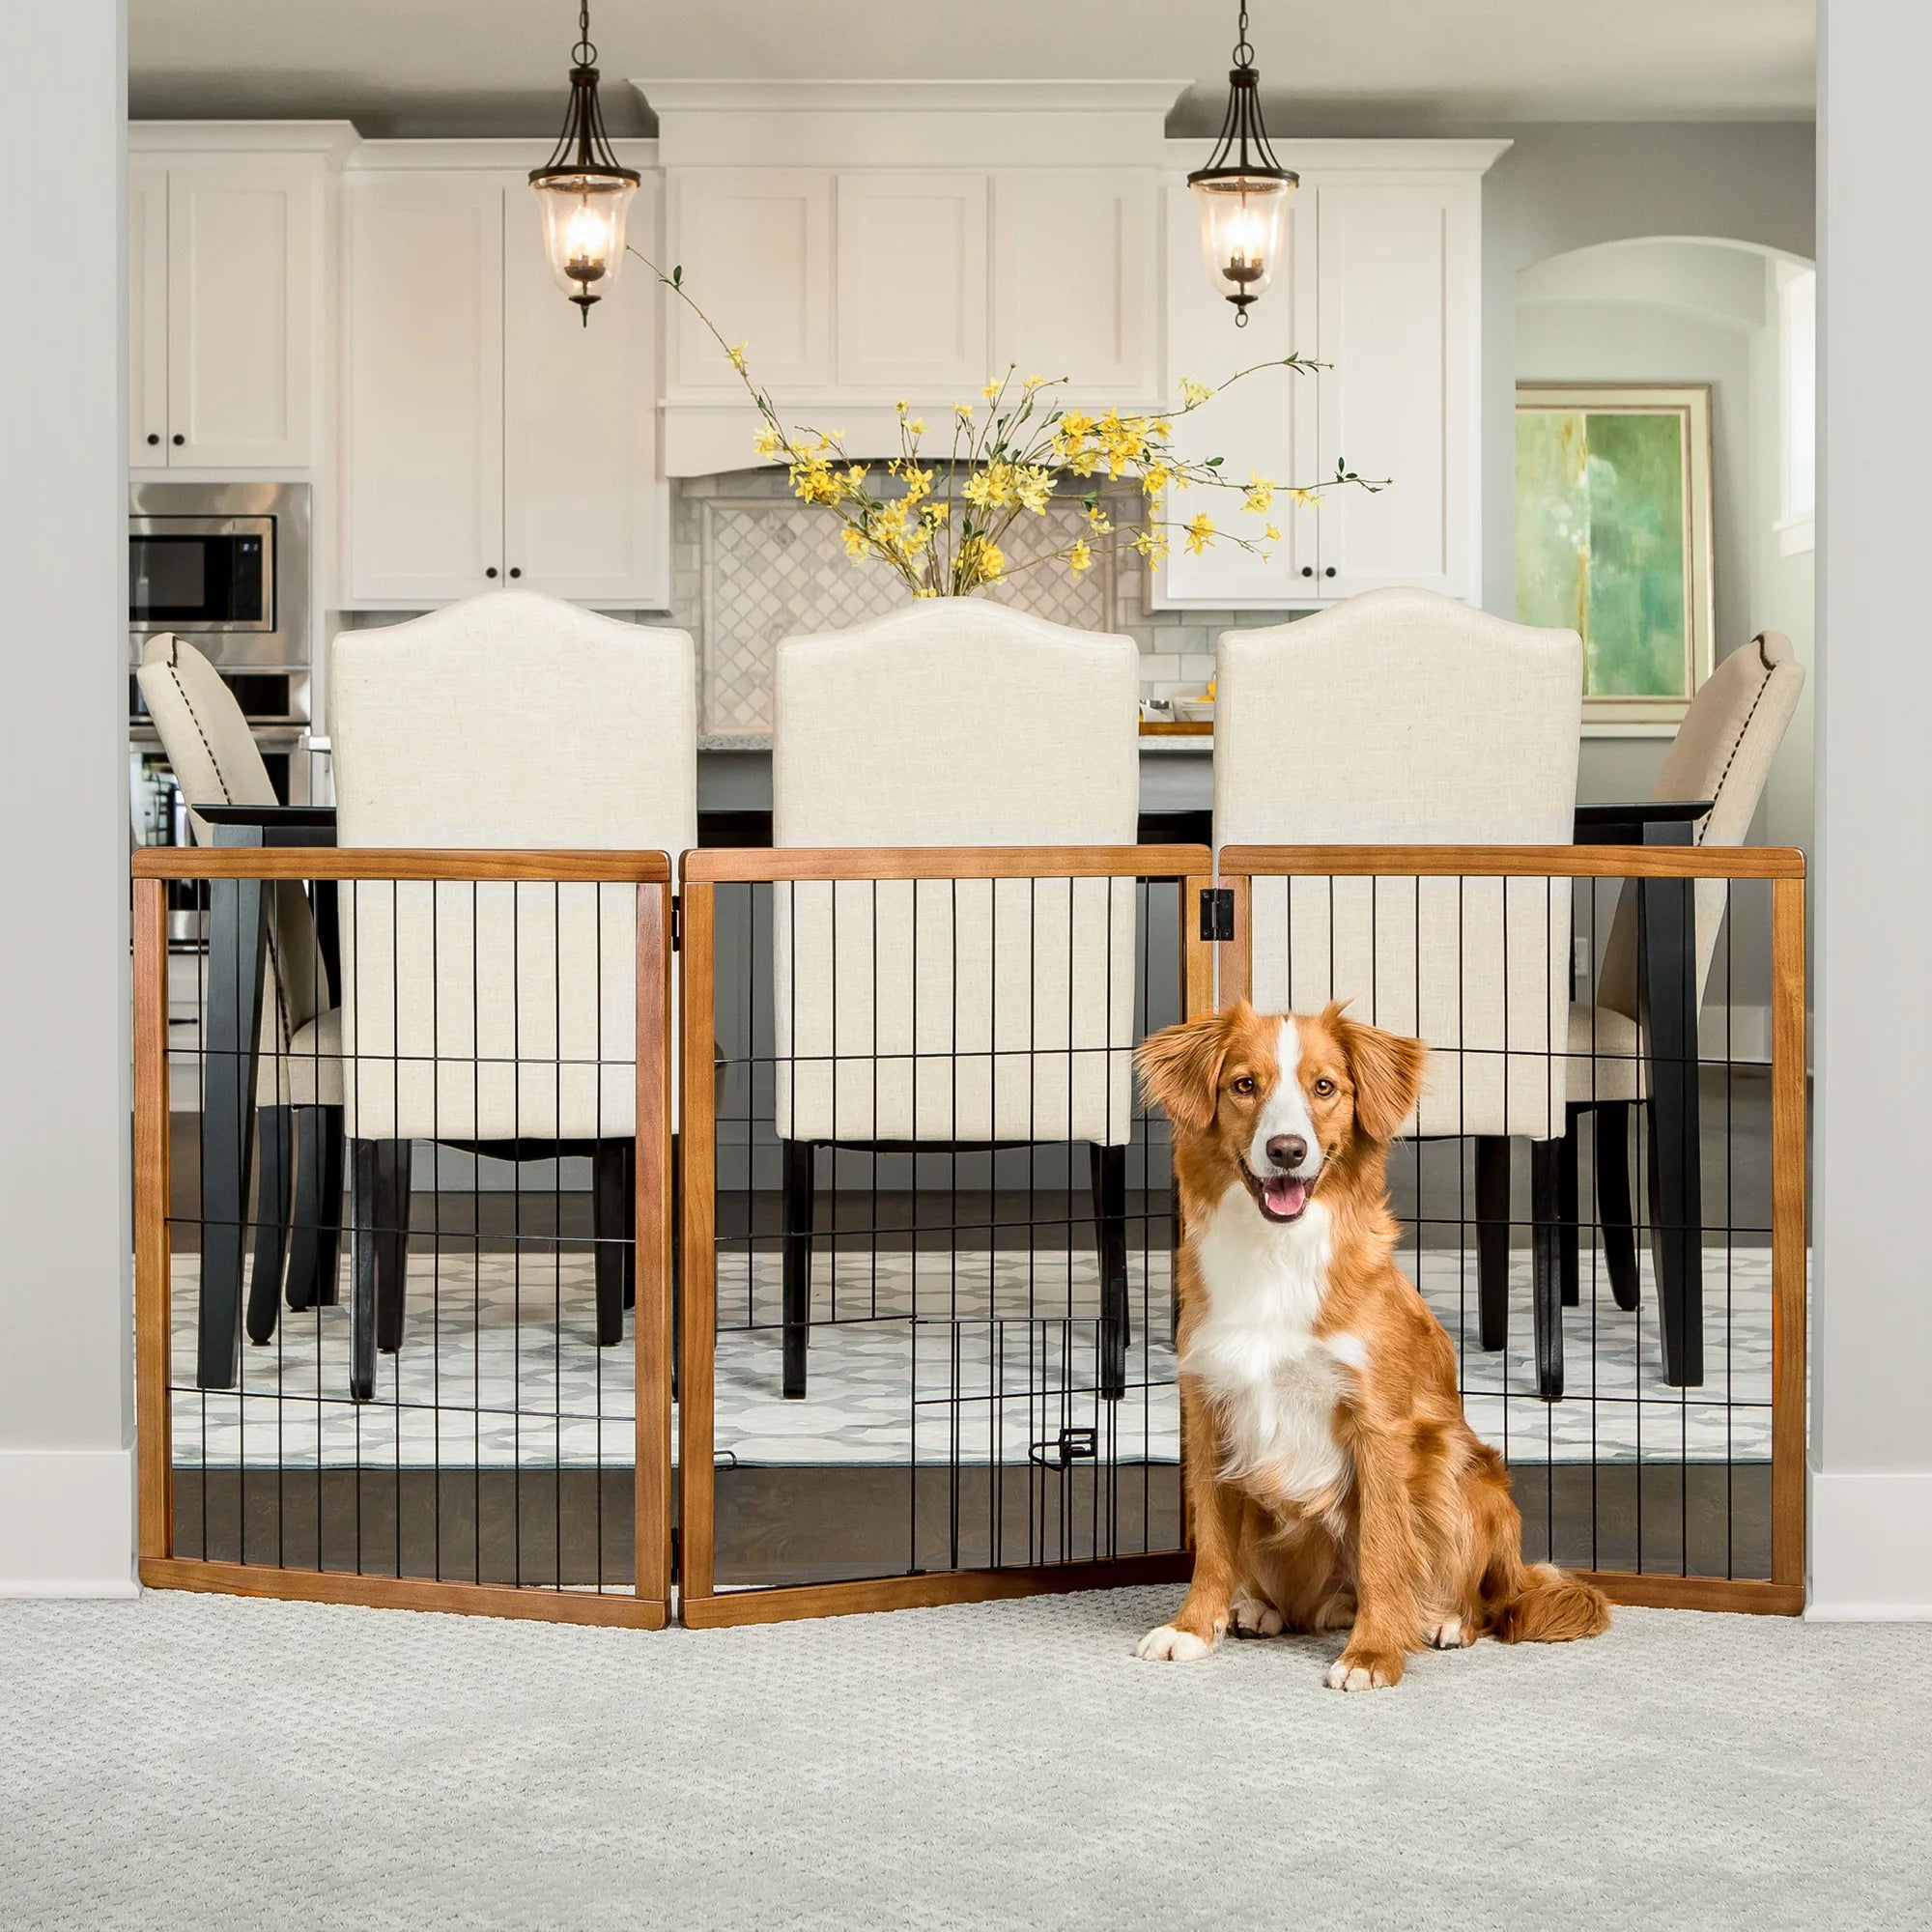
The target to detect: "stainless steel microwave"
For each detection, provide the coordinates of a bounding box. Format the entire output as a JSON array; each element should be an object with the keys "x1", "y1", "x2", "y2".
[{"x1": 129, "y1": 479, "x2": 310, "y2": 670}]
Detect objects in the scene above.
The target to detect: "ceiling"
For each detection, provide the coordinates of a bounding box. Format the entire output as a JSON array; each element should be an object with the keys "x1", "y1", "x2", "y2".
[{"x1": 129, "y1": 1, "x2": 1816, "y2": 137}]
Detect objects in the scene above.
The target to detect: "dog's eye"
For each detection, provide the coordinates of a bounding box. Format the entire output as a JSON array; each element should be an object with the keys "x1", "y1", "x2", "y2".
[
  {"x1": 1312, "y1": 1077, "x2": 1336, "y2": 1097},
  {"x1": 1230, "y1": 1074, "x2": 1256, "y2": 1096}
]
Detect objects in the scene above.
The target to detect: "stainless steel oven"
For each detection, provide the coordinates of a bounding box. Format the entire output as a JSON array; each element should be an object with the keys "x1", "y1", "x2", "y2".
[{"x1": 129, "y1": 480, "x2": 319, "y2": 819}]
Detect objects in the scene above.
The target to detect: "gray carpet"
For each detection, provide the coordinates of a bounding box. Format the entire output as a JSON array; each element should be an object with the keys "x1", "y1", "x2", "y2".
[{"x1": 3, "y1": 1590, "x2": 1928, "y2": 1930}]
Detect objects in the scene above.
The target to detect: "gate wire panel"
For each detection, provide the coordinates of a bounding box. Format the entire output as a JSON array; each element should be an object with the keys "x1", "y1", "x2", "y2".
[
  {"x1": 130, "y1": 849, "x2": 674, "y2": 1630},
  {"x1": 1219, "y1": 844, "x2": 1807, "y2": 1612},
  {"x1": 676, "y1": 847, "x2": 1212, "y2": 1626}
]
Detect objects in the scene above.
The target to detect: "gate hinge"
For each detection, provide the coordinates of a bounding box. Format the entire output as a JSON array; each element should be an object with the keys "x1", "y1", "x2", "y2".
[
  {"x1": 1200, "y1": 887, "x2": 1236, "y2": 943},
  {"x1": 669, "y1": 892, "x2": 682, "y2": 952},
  {"x1": 1030, "y1": 1425, "x2": 1097, "y2": 1470}
]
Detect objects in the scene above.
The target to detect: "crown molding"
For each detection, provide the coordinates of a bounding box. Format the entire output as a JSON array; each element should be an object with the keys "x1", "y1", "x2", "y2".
[
  {"x1": 344, "y1": 137, "x2": 659, "y2": 173},
  {"x1": 1164, "y1": 135, "x2": 1514, "y2": 175},
  {"x1": 130, "y1": 119, "x2": 361, "y2": 159}
]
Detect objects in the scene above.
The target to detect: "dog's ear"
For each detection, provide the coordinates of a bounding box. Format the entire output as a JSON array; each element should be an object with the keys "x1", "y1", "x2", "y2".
[
  {"x1": 1335, "y1": 1016, "x2": 1428, "y2": 1144},
  {"x1": 1136, "y1": 1006, "x2": 1237, "y2": 1135}
]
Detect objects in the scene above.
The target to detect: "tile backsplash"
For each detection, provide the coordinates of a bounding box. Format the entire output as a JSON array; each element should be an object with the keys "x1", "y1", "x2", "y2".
[{"x1": 338, "y1": 468, "x2": 1310, "y2": 736}]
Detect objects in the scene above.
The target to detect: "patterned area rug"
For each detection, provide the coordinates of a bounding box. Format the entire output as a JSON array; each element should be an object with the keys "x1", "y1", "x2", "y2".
[{"x1": 168, "y1": 1239, "x2": 1778, "y2": 1469}]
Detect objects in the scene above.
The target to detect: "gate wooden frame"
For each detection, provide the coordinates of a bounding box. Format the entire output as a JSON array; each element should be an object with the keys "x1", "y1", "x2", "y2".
[
  {"x1": 1217, "y1": 842, "x2": 1809, "y2": 1616},
  {"x1": 130, "y1": 847, "x2": 677, "y2": 1630},
  {"x1": 675, "y1": 844, "x2": 1215, "y2": 1628}
]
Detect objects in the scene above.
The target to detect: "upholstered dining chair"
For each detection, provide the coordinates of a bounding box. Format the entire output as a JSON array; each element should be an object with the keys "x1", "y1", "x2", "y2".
[
  {"x1": 1562, "y1": 630, "x2": 1804, "y2": 1384},
  {"x1": 136, "y1": 635, "x2": 342, "y2": 1385},
  {"x1": 771, "y1": 601, "x2": 1142, "y2": 1401},
  {"x1": 289, "y1": 591, "x2": 696, "y2": 1401},
  {"x1": 1215, "y1": 587, "x2": 1583, "y2": 1397}
]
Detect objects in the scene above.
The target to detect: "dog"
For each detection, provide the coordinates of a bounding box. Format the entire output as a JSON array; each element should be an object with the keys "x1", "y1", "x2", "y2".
[{"x1": 1133, "y1": 998, "x2": 1609, "y2": 1690}]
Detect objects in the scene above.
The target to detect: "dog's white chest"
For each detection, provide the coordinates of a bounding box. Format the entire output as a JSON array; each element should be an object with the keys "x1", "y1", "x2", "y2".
[{"x1": 1182, "y1": 1187, "x2": 1362, "y2": 1505}]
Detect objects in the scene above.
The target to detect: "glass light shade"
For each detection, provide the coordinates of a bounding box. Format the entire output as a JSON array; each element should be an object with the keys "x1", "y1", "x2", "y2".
[
  {"x1": 531, "y1": 173, "x2": 637, "y2": 313},
  {"x1": 1191, "y1": 174, "x2": 1295, "y2": 309}
]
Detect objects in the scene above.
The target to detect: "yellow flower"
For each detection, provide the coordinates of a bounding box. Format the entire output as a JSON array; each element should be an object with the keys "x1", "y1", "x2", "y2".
[
  {"x1": 1023, "y1": 372, "x2": 1049, "y2": 390},
  {"x1": 1015, "y1": 466, "x2": 1054, "y2": 515},
  {"x1": 897, "y1": 464, "x2": 933, "y2": 502},
  {"x1": 1141, "y1": 461, "x2": 1173, "y2": 497},
  {"x1": 980, "y1": 382, "x2": 1001, "y2": 401},
  {"x1": 1289, "y1": 487, "x2": 1321, "y2": 508},
  {"x1": 842, "y1": 465, "x2": 869, "y2": 496},
  {"x1": 1244, "y1": 471, "x2": 1276, "y2": 515},
  {"x1": 840, "y1": 525, "x2": 868, "y2": 558},
  {"x1": 1066, "y1": 538, "x2": 1093, "y2": 574},
  {"x1": 964, "y1": 465, "x2": 1010, "y2": 510},
  {"x1": 1060, "y1": 411, "x2": 1094, "y2": 440},
  {"x1": 726, "y1": 341, "x2": 749, "y2": 373},
  {"x1": 1131, "y1": 528, "x2": 1170, "y2": 563},
  {"x1": 1179, "y1": 377, "x2": 1213, "y2": 407},
  {"x1": 1184, "y1": 513, "x2": 1215, "y2": 554},
  {"x1": 752, "y1": 422, "x2": 782, "y2": 458},
  {"x1": 958, "y1": 534, "x2": 1006, "y2": 586},
  {"x1": 955, "y1": 402, "x2": 974, "y2": 419},
  {"x1": 907, "y1": 417, "x2": 926, "y2": 436},
  {"x1": 895, "y1": 399, "x2": 910, "y2": 413},
  {"x1": 1263, "y1": 523, "x2": 1281, "y2": 543},
  {"x1": 1085, "y1": 504, "x2": 1114, "y2": 535},
  {"x1": 922, "y1": 500, "x2": 950, "y2": 524}
]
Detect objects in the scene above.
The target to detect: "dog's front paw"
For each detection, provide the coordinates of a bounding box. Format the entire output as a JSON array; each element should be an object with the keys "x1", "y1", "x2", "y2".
[
  {"x1": 1230, "y1": 1590, "x2": 1285, "y2": 1638},
  {"x1": 1312, "y1": 1588, "x2": 1357, "y2": 1633},
  {"x1": 1135, "y1": 1623, "x2": 1214, "y2": 1662},
  {"x1": 1324, "y1": 1647, "x2": 1404, "y2": 1691},
  {"x1": 1425, "y1": 1615, "x2": 1473, "y2": 1650}
]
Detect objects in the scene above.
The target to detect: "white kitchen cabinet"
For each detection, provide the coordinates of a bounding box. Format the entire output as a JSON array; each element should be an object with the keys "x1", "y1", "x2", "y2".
[
  {"x1": 1151, "y1": 144, "x2": 1499, "y2": 610},
  {"x1": 126, "y1": 145, "x2": 325, "y2": 469},
  {"x1": 128, "y1": 157, "x2": 171, "y2": 469},
  {"x1": 1312, "y1": 176, "x2": 1478, "y2": 600},
  {"x1": 668, "y1": 168, "x2": 833, "y2": 394},
  {"x1": 343, "y1": 176, "x2": 505, "y2": 604},
  {"x1": 503, "y1": 177, "x2": 666, "y2": 602},
  {"x1": 343, "y1": 167, "x2": 667, "y2": 607},
  {"x1": 991, "y1": 171, "x2": 1159, "y2": 401},
  {"x1": 1156, "y1": 181, "x2": 1318, "y2": 604},
  {"x1": 835, "y1": 171, "x2": 988, "y2": 392}
]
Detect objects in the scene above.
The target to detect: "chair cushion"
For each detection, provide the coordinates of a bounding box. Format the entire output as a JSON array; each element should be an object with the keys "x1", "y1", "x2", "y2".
[
  {"x1": 1568, "y1": 1002, "x2": 1647, "y2": 1104},
  {"x1": 275, "y1": 1009, "x2": 345, "y2": 1108}
]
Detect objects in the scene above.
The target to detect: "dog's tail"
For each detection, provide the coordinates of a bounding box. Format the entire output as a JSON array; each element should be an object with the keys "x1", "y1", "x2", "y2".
[{"x1": 1490, "y1": 1561, "x2": 1612, "y2": 1644}]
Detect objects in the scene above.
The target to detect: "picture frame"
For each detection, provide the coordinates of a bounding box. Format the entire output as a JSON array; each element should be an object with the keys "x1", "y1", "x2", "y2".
[{"x1": 1515, "y1": 384, "x2": 1715, "y2": 725}]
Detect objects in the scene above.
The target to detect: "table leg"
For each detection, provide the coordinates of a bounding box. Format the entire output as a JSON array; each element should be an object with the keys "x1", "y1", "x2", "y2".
[
  {"x1": 1637, "y1": 825, "x2": 1703, "y2": 1386},
  {"x1": 199, "y1": 848, "x2": 268, "y2": 1389}
]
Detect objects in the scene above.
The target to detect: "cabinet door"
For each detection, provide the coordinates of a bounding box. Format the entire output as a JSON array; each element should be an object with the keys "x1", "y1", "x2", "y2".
[
  {"x1": 165, "y1": 158, "x2": 315, "y2": 467},
  {"x1": 1154, "y1": 181, "x2": 1319, "y2": 607},
  {"x1": 991, "y1": 170, "x2": 1157, "y2": 401},
  {"x1": 835, "y1": 172, "x2": 988, "y2": 393},
  {"x1": 342, "y1": 175, "x2": 504, "y2": 603},
  {"x1": 503, "y1": 178, "x2": 668, "y2": 605},
  {"x1": 667, "y1": 169, "x2": 832, "y2": 394},
  {"x1": 128, "y1": 158, "x2": 171, "y2": 469},
  {"x1": 1310, "y1": 178, "x2": 1478, "y2": 600}
]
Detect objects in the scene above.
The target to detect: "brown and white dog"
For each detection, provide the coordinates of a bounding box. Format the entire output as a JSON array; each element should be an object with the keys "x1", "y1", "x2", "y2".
[{"x1": 1134, "y1": 999, "x2": 1609, "y2": 1690}]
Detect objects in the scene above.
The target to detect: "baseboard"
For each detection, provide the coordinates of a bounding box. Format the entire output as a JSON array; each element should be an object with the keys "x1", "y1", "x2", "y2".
[
  {"x1": 0, "y1": 1445, "x2": 137, "y2": 1597},
  {"x1": 1806, "y1": 1466, "x2": 1932, "y2": 1619}
]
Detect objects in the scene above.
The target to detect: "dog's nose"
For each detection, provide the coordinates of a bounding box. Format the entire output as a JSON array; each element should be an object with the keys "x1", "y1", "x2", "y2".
[{"x1": 1266, "y1": 1134, "x2": 1307, "y2": 1173}]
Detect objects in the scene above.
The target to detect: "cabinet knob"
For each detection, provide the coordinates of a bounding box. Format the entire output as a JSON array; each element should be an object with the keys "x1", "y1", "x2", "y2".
[
  {"x1": 1324, "y1": 566, "x2": 1337, "y2": 579},
  {"x1": 171, "y1": 433, "x2": 185, "y2": 446},
  {"x1": 485, "y1": 567, "x2": 498, "y2": 580},
  {"x1": 508, "y1": 567, "x2": 522, "y2": 580},
  {"x1": 146, "y1": 433, "x2": 160, "y2": 446},
  {"x1": 1300, "y1": 566, "x2": 1314, "y2": 579}
]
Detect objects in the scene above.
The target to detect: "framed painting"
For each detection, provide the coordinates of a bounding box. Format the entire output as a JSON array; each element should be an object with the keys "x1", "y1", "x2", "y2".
[{"x1": 1516, "y1": 384, "x2": 1715, "y2": 725}]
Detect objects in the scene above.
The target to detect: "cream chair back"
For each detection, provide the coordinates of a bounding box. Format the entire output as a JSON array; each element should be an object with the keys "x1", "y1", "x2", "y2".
[
  {"x1": 1216, "y1": 587, "x2": 1582, "y2": 1140},
  {"x1": 1596, "y1": 631, "x2": 1805, "y2": 1023},
  {"x1": 329, "y1": 590, "x2": 696, "y2": 1142},
  {"x1": 136, "y1": 635, "x2": 327, "y2": 1084},
  {"x1": 772, "y1": 601, "x2": 1140, "y2": 1146}
]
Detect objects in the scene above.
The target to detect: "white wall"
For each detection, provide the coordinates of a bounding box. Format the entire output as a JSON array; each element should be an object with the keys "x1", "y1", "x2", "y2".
[
  {"x1": 1811, "y1": 0, "x2": 1932, "y2": 1615},
  {"x1": 0, "y1": 0, "x2": 137, "y2": 1592}
]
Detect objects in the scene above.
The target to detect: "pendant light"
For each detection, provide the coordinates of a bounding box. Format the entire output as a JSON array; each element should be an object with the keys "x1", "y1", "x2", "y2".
[
  {"x1": 529, "y1": 1, "x2": 639, "y2": 325},
  {"x1": 1188, "y1": 2, "x2": 1299, "y2": 326}
]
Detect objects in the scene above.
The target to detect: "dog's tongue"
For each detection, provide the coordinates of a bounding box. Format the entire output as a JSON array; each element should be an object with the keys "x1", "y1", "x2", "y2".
[{"x1": 1264, "y1": 1175, "x2": 1307, "y2": 1218}]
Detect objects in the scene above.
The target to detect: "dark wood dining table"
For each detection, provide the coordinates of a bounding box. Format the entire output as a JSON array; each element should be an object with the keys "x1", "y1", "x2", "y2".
[{"x1": 182, "y1": 796, "x2": 1714, "y2": 1392}]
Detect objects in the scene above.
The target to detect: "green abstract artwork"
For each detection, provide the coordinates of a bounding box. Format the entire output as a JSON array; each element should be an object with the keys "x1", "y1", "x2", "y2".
[{"x1": 1517, "y1": 407, "x2": 1690, "y2": 700}]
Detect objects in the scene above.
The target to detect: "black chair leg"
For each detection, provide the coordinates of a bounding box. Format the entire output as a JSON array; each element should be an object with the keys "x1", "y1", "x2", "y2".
[
  {"x1": 592, "y1": 1139, "x2": 633, "y2": 1348},
  {"x1": 1556, "y1": 1120, "x2": 1580, "y2": 1309},
  {"x1": 1647, "y1": 1094, "x2": 1703, "y2": 1386},
  {"x1": 1475, "y1": 1135, "x2": 1511, "y2": 1350},
  {"x1": 1530, "y1": 1139, "x2": 1565, "y2": 1401},
  {"x1": 244, "y1": 1106, "x2": 295, "y2": 1346},
  {"x1": 350, "y1": 1139, "x2": 380, "y2": 1402},
  {"x1": 1091, "y1": 1143, "x2": 1129, "y2": 1401},
  {"x1": 287, "y1": 1104, "x2": 344, "y2": 1312},
  {"x1": 781, "y1": 1139, "x2": 814, "y2": 1399},
  {"x1": 375, "y1": 1140, "x2": 412, "y2": 1354},
  {"x1": 1594, "y1": 1100, "x2": 1640, "y2": 1312}
]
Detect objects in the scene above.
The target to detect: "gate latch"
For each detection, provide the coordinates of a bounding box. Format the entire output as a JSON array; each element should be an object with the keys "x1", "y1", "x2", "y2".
[
  {"x1": 1030, "y1": 1425, "x2": 1098, "y2": 1470},
  {"x1": 1200, "y1": 887, "x2": 1236, "y2": 942}
]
